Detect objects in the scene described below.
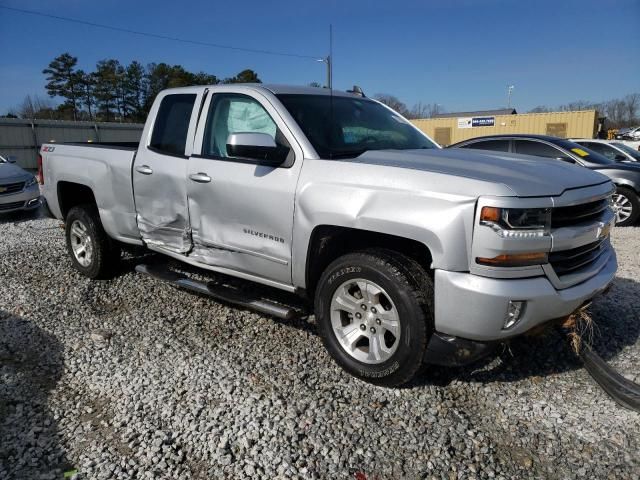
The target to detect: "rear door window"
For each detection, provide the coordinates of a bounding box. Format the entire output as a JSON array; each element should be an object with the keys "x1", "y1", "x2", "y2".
[
  {"x1": 514, "y1": 140, "x2": 566, "y2": 159},
  {"x1": 461, "y1": 139, "x2": 510, "y2": 152},
  {"x1": 150, "y1": 94, "x2": 197, "y2": 157}
]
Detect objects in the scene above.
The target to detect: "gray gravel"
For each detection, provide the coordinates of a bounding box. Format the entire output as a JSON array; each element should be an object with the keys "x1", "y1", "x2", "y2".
[{"x1": 0, "y1": 211, "x2": 639, "y2": 479}]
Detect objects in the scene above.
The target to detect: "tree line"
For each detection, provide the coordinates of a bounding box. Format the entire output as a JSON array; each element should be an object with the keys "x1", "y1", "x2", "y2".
[
  {"x1": 374, "y1": 91, "x2": 640, "y2": 128},
  {"x1": 373, "y1": 94, "x2": 445, "y2": 119},
  {"x1": 8, "y1": 53, "x2": 261, "y2": 122},
  {"x1": 528, "y1": 94, "x2": 640, "y2": 128}
]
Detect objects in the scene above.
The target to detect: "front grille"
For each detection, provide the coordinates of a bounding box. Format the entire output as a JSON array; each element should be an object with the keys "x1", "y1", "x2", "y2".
[
  {"x1": 0, "y1": 181, "x2": 25, "y2": 195},
  {"x1": 0, "y1": 201, "x2": 25, "y2": 211},
  {"x1": 549, "y1": 238, "x2": 608, "y2": 276},
  {"x1": 551, "y1": 198, "x2": 608, "y2": 228}
]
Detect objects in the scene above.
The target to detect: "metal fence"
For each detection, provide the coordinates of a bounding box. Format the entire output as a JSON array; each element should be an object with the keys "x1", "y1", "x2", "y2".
[{"x1": 0, "y1": 118, "x2": 144, "y2": 169}]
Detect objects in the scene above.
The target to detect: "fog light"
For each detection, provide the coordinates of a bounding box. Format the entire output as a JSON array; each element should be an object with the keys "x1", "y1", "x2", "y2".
[{"x1": 503, "y1": 301, "x2": 525, "y2": 329}]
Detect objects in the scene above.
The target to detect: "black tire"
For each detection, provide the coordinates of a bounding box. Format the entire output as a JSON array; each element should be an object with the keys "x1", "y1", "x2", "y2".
[
  {"x1": 65, "y1": 204, "x2": 121, "y2": 279},
  {"x1": 613, "y1": 186, "x2": 640, "y2": 227},
  {"x1": 314, "y1": 249, "x2": 434, "y2": 387}
]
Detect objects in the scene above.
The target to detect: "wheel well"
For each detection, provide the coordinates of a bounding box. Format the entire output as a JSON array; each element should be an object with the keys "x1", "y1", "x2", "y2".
[
  {"x1": 305, "y1": 225, "x2": 432, "y2": 297},
  {"x1": 57, "y1": 182, "x2": 97, "y2": 219}
]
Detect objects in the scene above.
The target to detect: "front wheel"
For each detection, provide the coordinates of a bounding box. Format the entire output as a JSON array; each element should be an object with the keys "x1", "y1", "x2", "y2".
[
  {"x1": 612, "y1": 186, "x2": 640, "y2": 226},
  {"x1": 314, "y1": 249, "x2": 434, "y2": 387}
]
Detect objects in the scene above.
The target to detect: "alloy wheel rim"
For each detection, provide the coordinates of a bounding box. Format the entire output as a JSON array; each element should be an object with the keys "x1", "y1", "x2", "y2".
[
  {"x1": 612, "y1": 193, "x2": 633, "y2": 223},
  {"x1": 70, "y1": 220, "x2": 93, "y2": 267},
  {"x1": 330, "y1": 278, "x2": 401, "y2": 364}
]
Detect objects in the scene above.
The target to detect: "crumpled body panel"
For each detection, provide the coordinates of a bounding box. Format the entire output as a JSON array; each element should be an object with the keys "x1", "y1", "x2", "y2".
[{"x1": 136, "y1": 212, "x2": 192, "y2": 254}]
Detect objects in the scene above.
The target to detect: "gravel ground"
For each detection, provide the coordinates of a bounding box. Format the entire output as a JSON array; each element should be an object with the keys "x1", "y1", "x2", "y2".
[{"x1": 0, "y1": 211, "x2": 638, "y2": 480}]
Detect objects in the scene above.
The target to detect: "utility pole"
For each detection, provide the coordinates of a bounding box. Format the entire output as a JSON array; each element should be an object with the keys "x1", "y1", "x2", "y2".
[
  {"x1": 507, "y1": 85, "x2": 515, "y2": 109},
  {"x1": 317, "y1": 25, "x2": 333, "y2": 89}
]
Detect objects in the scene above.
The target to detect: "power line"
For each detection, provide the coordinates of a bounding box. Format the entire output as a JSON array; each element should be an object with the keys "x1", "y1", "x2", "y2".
[{"x1": 0, "y1": 4, "x2": 321, "y2": 60}]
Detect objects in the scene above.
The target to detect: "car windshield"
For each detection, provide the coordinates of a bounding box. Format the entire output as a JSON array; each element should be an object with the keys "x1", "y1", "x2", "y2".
[
  {"x1": 612, "y1": 142, "x2": 640, "y2": 160},
  {"x1": 548, "y1": 138, "x2": 614, "y2": 165},
  {"x1": 276, "y1": 94, "x2": 438, "y2": 158}
]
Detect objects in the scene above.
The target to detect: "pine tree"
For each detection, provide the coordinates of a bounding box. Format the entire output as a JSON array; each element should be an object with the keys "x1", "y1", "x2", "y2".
[{"x1": 42, "y1": 53, "x2": 82, "y2": 120}]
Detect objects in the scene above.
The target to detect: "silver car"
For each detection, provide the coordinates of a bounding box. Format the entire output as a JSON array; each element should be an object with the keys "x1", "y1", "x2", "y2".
[{"x1": 0, "y1": 155, "x2": 41, "y2": 213}]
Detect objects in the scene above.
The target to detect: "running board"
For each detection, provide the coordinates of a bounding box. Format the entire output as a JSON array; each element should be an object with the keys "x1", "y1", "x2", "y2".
[{"x1": 135, "y1": 264, "x2": 301, "y2": 320}]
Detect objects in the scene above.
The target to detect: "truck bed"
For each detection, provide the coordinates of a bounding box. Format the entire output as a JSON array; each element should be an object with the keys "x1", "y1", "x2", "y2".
[{"x1": 41, "y1": 142, "x2": 141, "y2": 245}]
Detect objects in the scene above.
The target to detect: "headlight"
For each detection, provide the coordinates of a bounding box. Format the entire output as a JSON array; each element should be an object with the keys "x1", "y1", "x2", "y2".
[
  {"x1": 480, "y1": 206, "x2": 551, "y2": 238},
  {"x1": 24, "y1": 176, "x2": 38, "y2": 187}
]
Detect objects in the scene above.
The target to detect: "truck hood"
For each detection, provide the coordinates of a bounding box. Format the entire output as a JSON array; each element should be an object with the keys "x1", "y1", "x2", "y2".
[
  {"x1": 0, "y1": 162, "x2": 32, "y2": 182},
  {"x1": 346, "y1": 148, "x2": 610, "y2": 197}
]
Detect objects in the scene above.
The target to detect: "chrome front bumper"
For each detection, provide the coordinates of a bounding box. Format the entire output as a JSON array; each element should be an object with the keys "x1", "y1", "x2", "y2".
[{"x1": 434, "y1": 249, "x2": 617, "y2": 342}]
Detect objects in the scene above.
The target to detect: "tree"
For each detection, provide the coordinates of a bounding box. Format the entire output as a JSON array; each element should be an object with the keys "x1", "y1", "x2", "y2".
[
  {"x1": 123, "y1": 61, "x2": 147, "y2": 122},
  {"x1": 144, "y1": 63, "x2": 195, "y2": 111},
  {"x1": 93, "y1": 59, "x2": 121, "y2": 121},
  {"x1": 223, "y1": 69, "x2": 261, "y2": 84},
  {"x1": 16, "y1": 94, "x2": 56, "y2": 119},
  {"x1": 77, "y1": 70, "x2": 96, "y2": 120},
  {"x1": 191, "y1": 71, "x2": 219, "y2": 86},
  {"x1": 43, "y1": 53, "x2": 82, "y2": 120},
  {"x1": 308, "y1": 81, "x2": 323, "y2": 88},
  {"x1": 623, "y1": 93, "x2": 640, "y2": 123},
  {"x1": 408, "y1": 102, "x2": 444, "y2": 119},
  {"x1": 373, "y1": 94, "x2": 409, "y2": 116}
]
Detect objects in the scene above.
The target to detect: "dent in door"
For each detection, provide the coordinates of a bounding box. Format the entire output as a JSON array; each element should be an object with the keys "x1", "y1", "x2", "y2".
[{"x1": 136, "y1": 205, "x2": 192, "y2": 253}]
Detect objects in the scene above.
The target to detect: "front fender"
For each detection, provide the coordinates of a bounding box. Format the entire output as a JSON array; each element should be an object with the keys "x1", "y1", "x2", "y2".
[{"x1": 291, "y1": 179, "x2": 476, "y2": 288}]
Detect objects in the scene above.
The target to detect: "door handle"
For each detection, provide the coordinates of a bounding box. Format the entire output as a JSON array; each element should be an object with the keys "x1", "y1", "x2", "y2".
[
  {"x1": 189, "y1": 173, "x2": 212, "y2": 183},
  {"x1": 136, "y1": 165, "x2": 153, "y2": 175}
]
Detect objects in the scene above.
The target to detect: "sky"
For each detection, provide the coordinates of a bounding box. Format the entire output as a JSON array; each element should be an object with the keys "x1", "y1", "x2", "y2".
[{"x1": 0, "y1": 0, "x2": 638, "y2": 115}]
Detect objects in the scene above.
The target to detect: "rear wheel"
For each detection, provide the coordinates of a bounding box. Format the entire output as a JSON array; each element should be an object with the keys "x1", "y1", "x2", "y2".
[
  {"x1": 65, "y1": 205, "x2": 121, "y2": 279},
  {"x1": 612, "y1": 186, "x2": 640, "y2": 226},
  {"x1": 315, "y1": 249, "x2": 433, "y2": 387}
]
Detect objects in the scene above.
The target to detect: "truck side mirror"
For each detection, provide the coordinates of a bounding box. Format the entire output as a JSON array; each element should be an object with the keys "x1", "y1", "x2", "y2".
[
  {"x1": 7, "y1": 155, "x2": 17, "y2": 163},
  {"x1": 226, "y1": 133, "x2": 287, "y2": 165}
]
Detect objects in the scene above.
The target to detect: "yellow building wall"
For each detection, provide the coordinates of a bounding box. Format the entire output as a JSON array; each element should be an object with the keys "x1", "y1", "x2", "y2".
[{"x1": 411, "y1": 110, "x2": 598, "y2": 146}]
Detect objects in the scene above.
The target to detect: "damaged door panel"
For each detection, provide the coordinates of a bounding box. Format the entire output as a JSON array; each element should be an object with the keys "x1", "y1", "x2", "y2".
[
  {"x1": 133, "y1": 92, "x2": 199, "y2": 253},
  {"x1": 187, "y1": 92, "x2": 302, "y2": 284}
]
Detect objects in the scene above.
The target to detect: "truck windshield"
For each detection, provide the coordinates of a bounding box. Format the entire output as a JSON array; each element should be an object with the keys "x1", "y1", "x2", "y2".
[{"x1": 276, "y1": 94, "x2": 438, "y2": 158}]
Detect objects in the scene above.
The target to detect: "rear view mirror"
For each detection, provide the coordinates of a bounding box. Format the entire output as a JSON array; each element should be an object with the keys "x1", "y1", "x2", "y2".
[{"x1": 226, "y1": 133, "x2": 287, "y2": 165}]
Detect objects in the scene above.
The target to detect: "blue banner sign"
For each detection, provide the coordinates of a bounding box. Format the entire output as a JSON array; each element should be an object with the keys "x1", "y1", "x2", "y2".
[{"x1": 472, "y1": 116, "x2": 495, "y2": 127}]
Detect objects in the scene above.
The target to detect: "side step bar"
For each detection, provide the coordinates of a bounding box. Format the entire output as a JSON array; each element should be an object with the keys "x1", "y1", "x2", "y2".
[{"x1": 135, "y1": 264, "x2": 301, "y2": 320}]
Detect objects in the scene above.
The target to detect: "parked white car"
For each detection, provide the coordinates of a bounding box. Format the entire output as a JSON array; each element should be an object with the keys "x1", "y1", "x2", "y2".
[
  {"x1": 0, "y1": 155, "x2": 41, "y2": 213},
  {"x1": 572, "y1": 139, "x2": 640, "y2": 163},
  {"x1": 614, "y1": 126, "x2": 640, "y2": 141}
]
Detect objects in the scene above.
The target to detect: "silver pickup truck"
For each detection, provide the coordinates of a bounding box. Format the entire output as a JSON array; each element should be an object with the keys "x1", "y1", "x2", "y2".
[{"x1": 40, "y1": 85, "x2": 617, "y2": 386}]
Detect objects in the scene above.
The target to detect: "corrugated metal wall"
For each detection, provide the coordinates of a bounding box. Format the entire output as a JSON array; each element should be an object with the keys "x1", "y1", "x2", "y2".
[
  {"x1": 411, "y1": 110, "x2": 598, "y2": 146},
  {"x1": 0, "y1": 118, "x2": 143, "y2": 169}
]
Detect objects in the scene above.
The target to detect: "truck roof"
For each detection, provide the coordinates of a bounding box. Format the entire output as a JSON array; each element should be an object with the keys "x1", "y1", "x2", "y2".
[{"x1": 161, "y1": 83, "x2": 363, "y2": 98}]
